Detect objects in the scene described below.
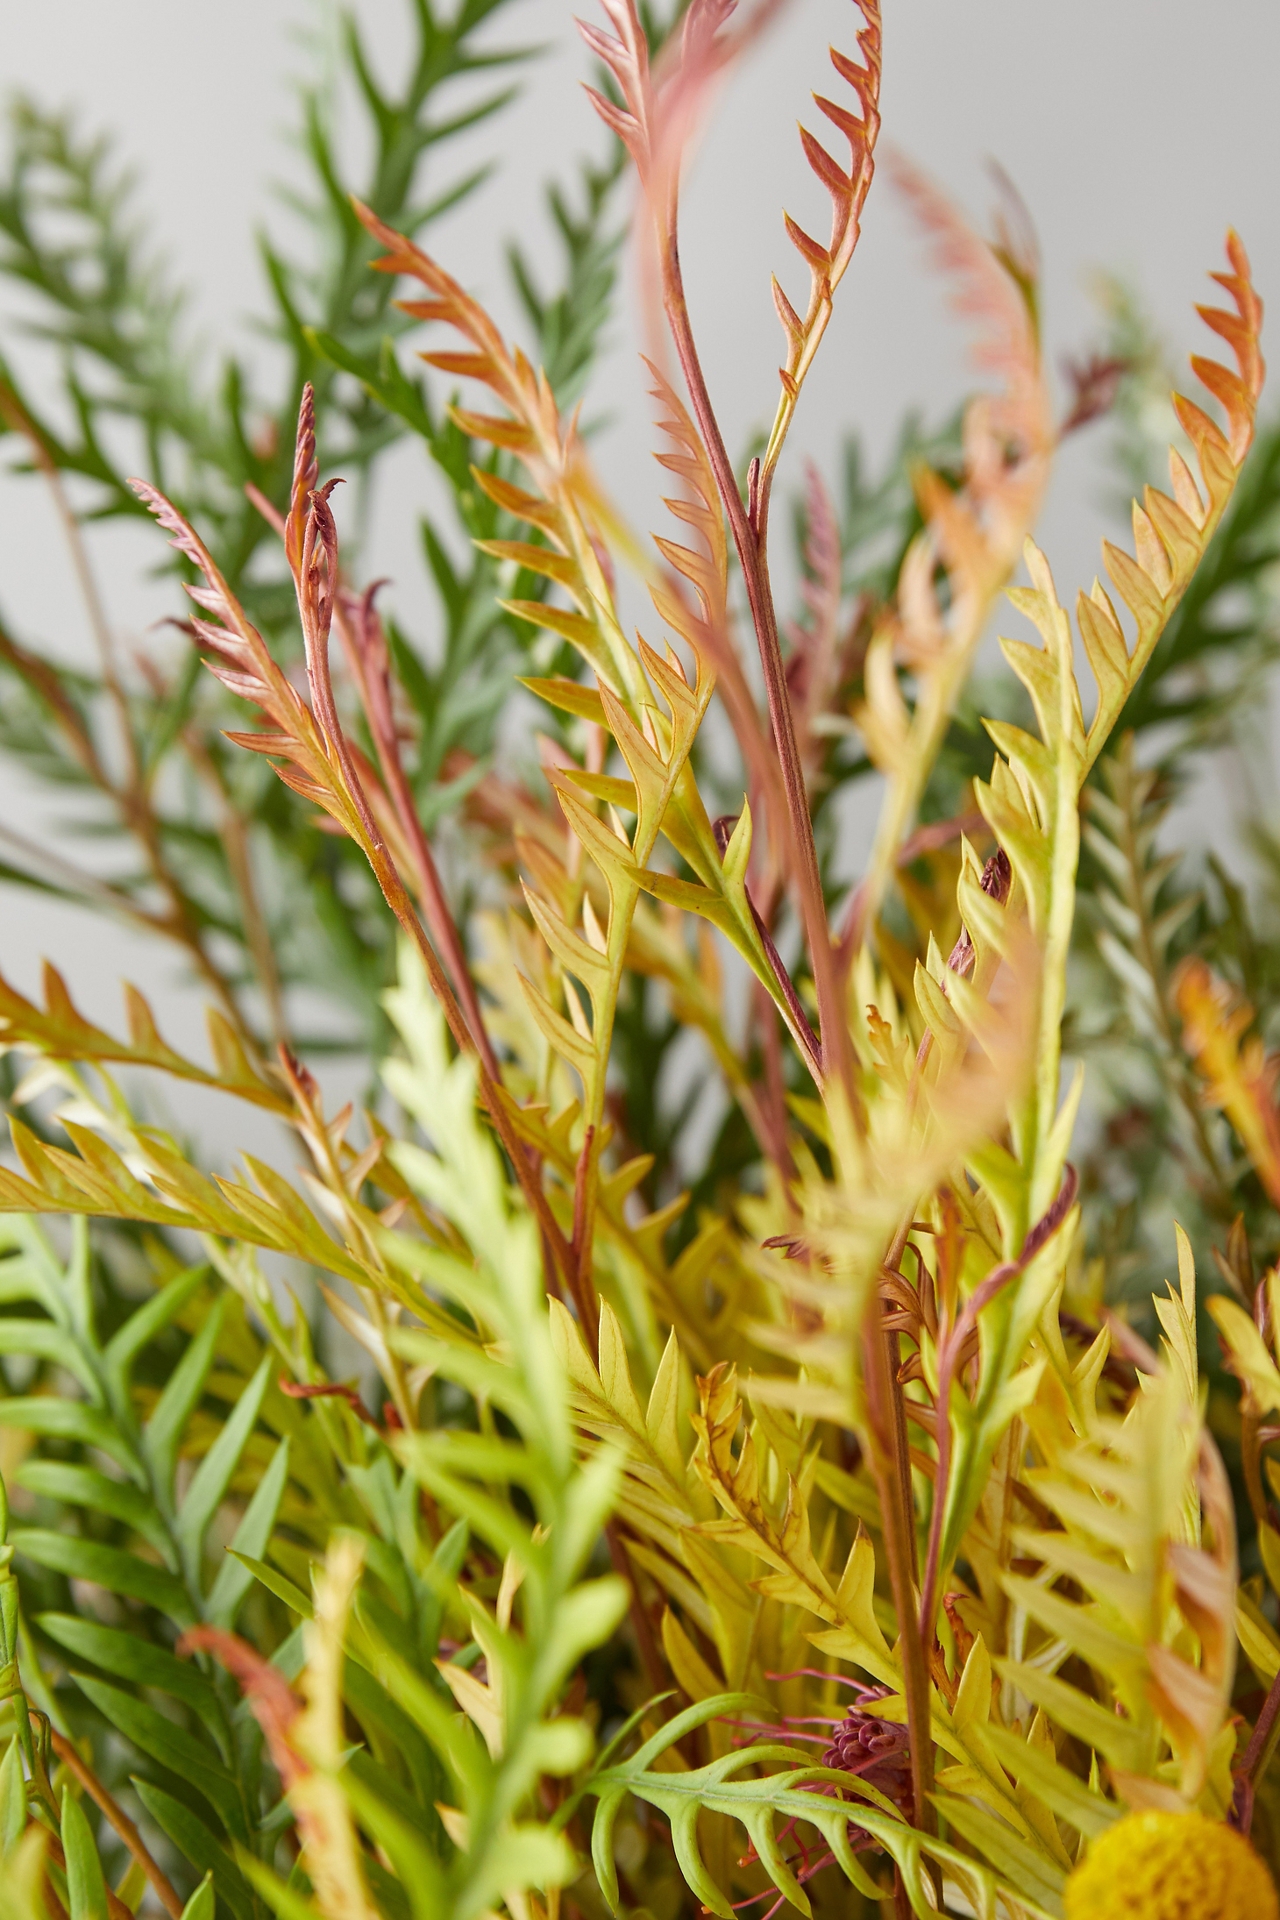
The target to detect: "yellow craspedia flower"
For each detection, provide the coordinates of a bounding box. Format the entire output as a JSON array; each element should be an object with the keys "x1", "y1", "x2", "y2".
[{"x1": 1064, "y1": 1809, "x2": 1278, "y2": 1920}]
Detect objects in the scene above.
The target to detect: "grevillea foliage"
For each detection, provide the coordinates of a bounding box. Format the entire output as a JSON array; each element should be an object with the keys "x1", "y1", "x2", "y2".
[{"x1": 2, "y1": 1, "x2": 1280, "y2": 1916}]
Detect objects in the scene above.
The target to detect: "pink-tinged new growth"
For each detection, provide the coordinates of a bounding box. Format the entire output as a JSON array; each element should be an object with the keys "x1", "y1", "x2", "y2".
[
  {"x1": 727, "y1": 1684, "x2": 914, "y2": 1918},
  {"x1": 582, "y1": 0, "x2": 884, "y2": 1113},
  {"x1": 887, "y1": 152, "x2": 1051, "y2": 556},
  {"x1": 842, "y1": 157, "x2": 1055, "y2": 958},
  {"x1": 1196, "y1": 230, "x2": 1265, "y2": 465},
  {"x1": 132, "y1": 404, "x2": 584, "y2": 1309},
  {"x1": 128, "y1": 468, "x2": 359, "y2": 832},
  {"x1": 247, "y1": 409, "x2": 500, "y2": 1075},
  {"x1": 764, "y1": 0, "x2": 882, "y2": 488},
  {"x1": 178, "y1": 1627, "x2": 307, "y2": 1789},
  {"x1": 356, "y1": 197, "x2": 641, "y2": 717},
  {"x1": 1069, "y1": 232, "x2": 1264, "y2": 781},
  {"x1": 580, "y1": 0, "x2": 784, "y2": 210}
]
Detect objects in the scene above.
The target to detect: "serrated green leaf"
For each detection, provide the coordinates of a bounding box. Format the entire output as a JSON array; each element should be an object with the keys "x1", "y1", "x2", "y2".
[
  {"x1": 0, "y1": 1318, "x2": 97, "y2": 1391},
  {"x1": 932, "y1": 1791, "x2": 1065, "y2": 1915},
  {"x1": 600, "y1": 1692, "x2": 766, "y2": 1777},
  {"x1": 0, "y1": 1246, "x2": 59, "y2": 1315},
  {"x1": 103, "y1": 1265, "x2": 210, "y2": 1392},
  {"x1": 364, "y1": 1852, "x2": 413, "y2": 1920},
  {"x1": 457, "y1": 1822, "x2": 577, "y2": 1911},
  {"x1": 355, "y1": 1618, "x2": 480, "y2": 1801},
  {"x1": 419, "y1": 1517, "x2": 467, "y2": 1661},
  {"x1": 644, "y1": 1327, "x2": 685, "y2": 1482},
  {"x1": 994, "y1": 1658, "x2": 1147, "y2": 1775},
  {"x1": 982, "y1": 1723, "x2": 1120, "y2": 1840},
  {"x1": 341, "y1": 1767, "x2": 447, "y2": 1915},
  {"x1": 306, "y1": 327, "x2": 433, "y2": 439},
  {"x1": 225, "y1": 1551, "x2": 313, "y2": 1619},
  {"x1": 234, "y1": 1856, "x2": 319, "y2": 1920},
  {"x1": 1001, "y1": 1573, "x2": 1142, "y2": 1686},
  {"x1": 518, "y1": 674, "x2": 607, "y2": 726},
  {"x1": 591, "y1": 1787, "x2": 626, "y2": 1913},
  {"x1": 343, "y1": 1658, "x2": 443, "y2": 1812}
]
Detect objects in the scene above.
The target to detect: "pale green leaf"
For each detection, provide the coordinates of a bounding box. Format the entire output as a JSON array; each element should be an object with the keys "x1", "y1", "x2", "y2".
[
  {"x1": 206, "y1": 1436, "x2": 291, "y2": 1627},
  {"x1": 144, "y1": 1296, "x2": 227, "y2": 1498},
  {"x1": 60, "y1": 1789, "x2": 108, "y2": 1920},
  {"x1": 176, "y1": 1356, "x2": 271, "y2": 1580}
]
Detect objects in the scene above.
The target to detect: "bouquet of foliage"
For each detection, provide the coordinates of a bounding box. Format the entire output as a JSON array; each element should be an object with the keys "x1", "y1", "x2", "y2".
[{"x1": 2, "y1": 3, "x2": 1280, "y2": 1916}]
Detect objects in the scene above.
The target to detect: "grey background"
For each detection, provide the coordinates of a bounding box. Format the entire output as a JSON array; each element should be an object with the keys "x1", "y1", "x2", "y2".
[{"x1": 0, "y1": 0, "x2": 1277, "y2": 1148}]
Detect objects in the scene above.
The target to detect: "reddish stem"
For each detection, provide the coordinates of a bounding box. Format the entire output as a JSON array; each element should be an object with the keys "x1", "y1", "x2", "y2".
[
  {"x1": 755, "y1": 979, "x2": 796, "y2": 1182},
  {"x1": 296, "y1": 499, "x2": 590, "y2": 1322},
  {"x1": 657, "y1": 214, "x2": 854, "y2": 1111},
  {"x1": 333, "y1": 589, "x2": 501, "y2": 1083},
  {"x1": 918, "y1": 1260, "x2": 1015, "y2": 1649},
  {"x1": 1235, "y1": 1662, "x2": 1280, "y2": 1833},
  {"x1": 571, "y1": 1123, "x2": 599, "y2": 1335},
  {"x1": 604, "y1": 1521, "x2": 668, "y2": 1695},
  {"x1": 50, "y1": 1731, "x2": 183, "y2": 1919}
]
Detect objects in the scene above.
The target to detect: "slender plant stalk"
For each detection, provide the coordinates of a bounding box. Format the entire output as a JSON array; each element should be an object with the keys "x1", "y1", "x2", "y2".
[
  {"x1": 919, "y1": 1167, "x2": 1078, "y2": 1645},
  {"x1": 604, "y1": 1520, "x2": 668, "y2": 1694},
  {"x1": 50, "y1": 1731, "x2": 184, "y2": 1920},
  {"x1": 178, "y1": 722, "x2": 289, "y2": 1047},
  {"x1": 860, "y1": 1295, "x2": 935, "y2": 1837},
  {"x1": 1241, "y1": 1406, "x2": 1270, "y2": 1531},
  {"x1": 1100, "y1": 750, "x2": 1232, "y2": 1205},
  {"x1": 297, "y1": 495, "x2": 593, "y2": 1328},
  {"x1": 0, "y1": 822, "x2": 175, "y2": 931},
  {"x1": 332, "y1": 589, "x2": 503, "y2": 1082},
  {"x1": 1235, "y1": 1662, "x2": 1280, "y2": 1834},
  {"x1": 0, "y1": 387, "x2": 126, "y2": 721},
  {"x1": 657, "y1": 216, "x2": 854, "y2": 1106}
]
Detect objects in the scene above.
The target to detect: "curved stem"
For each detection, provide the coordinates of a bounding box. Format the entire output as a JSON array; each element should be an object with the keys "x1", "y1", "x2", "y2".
[
  {"x1": 1242, "y1": 1406, "x2": 1270, "y2": 1532},
  {"x1": 1235, "y1": 1661, "x2": 1280, "y2": 1834},
  {"x1": 658, "y1": 215, "x2": 854, "y2": 1109},
  {"x1": 50, "y1": 1731, "x2": 184, "y2": 1920}
]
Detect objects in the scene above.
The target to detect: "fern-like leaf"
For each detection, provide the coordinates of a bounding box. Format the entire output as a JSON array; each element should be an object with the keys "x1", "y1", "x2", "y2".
[{"x1": 763, "y1": 1, "x2": 882, "y2": 479}]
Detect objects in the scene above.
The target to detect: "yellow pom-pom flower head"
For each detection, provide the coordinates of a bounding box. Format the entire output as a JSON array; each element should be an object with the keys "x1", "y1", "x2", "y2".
[{"x1": 1064, "y1": 1809, "x2": 1277, "y2": 1920}]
